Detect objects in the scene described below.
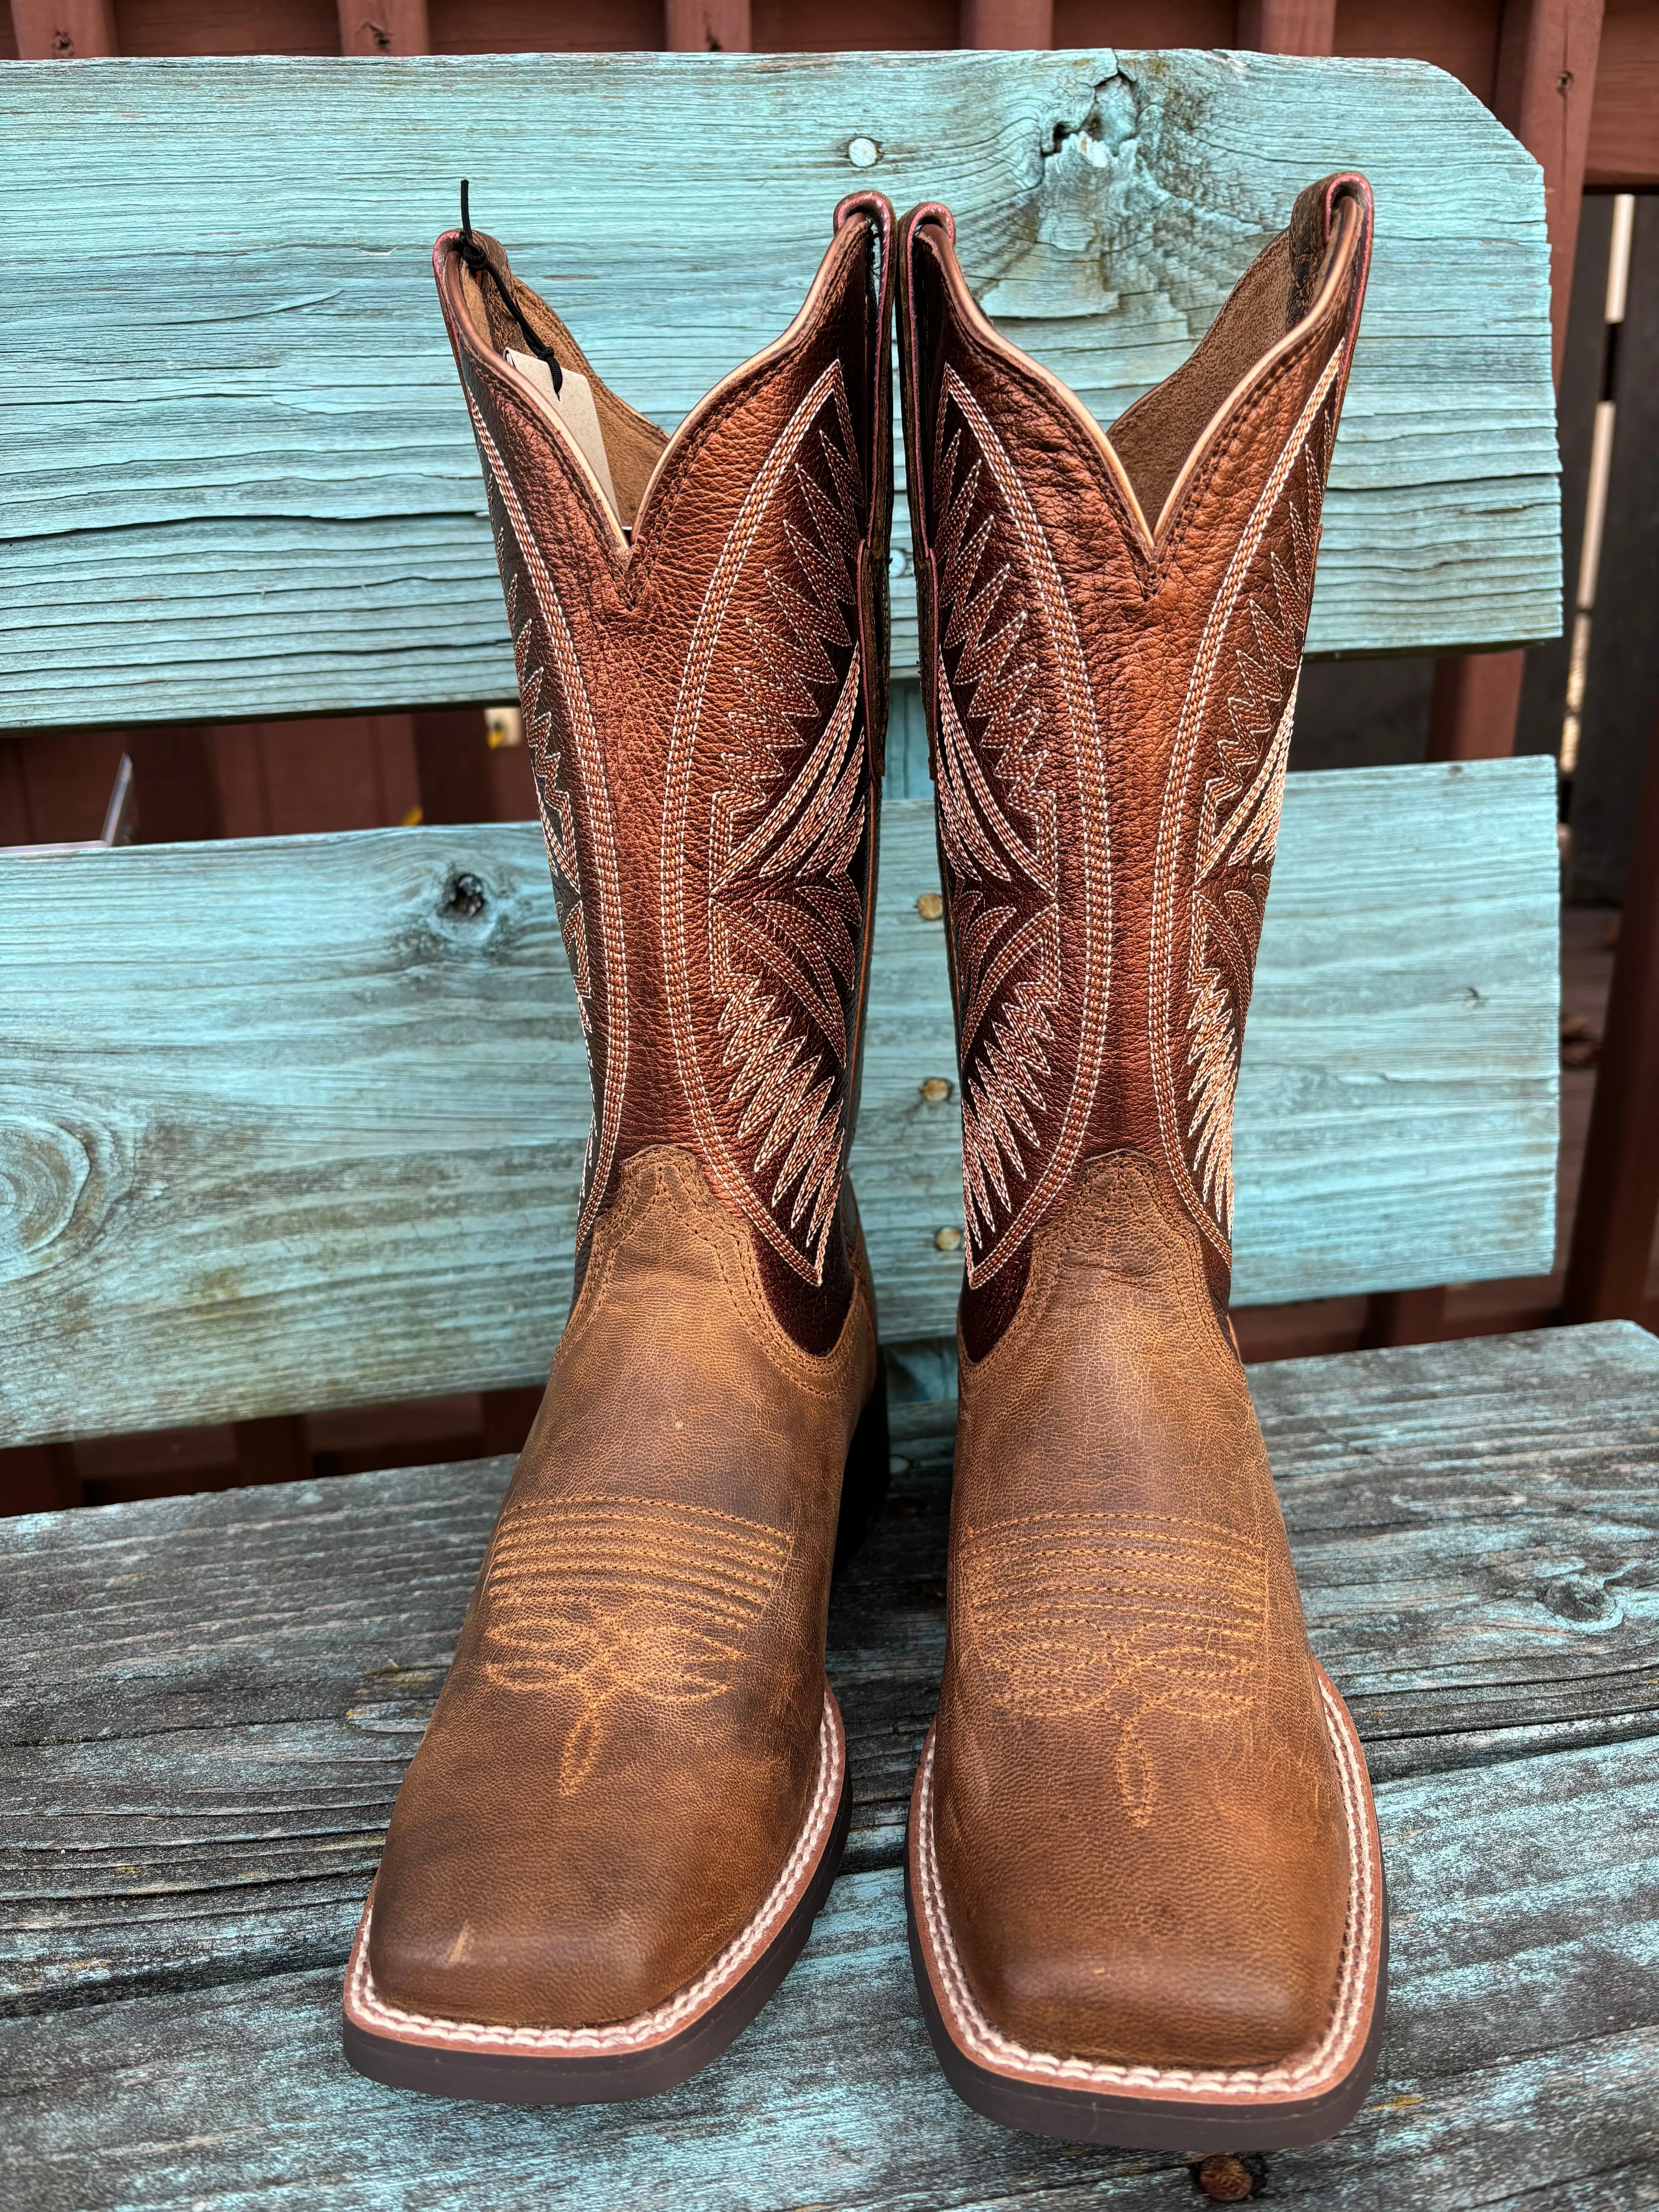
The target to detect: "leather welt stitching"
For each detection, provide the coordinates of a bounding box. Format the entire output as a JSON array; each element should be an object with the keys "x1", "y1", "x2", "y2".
[
  {"x1": 930, "y1": 367, "x2": 1110, "y2": 1285},
  {"x1": 1147, "y1": 353, "x2": 1343, "y2": 1266},
  {"x1": 972, "y1": 1585, "x2": 1263, "y2": 1618},
  {"x1": 917, "y1": 1673, "x2": 1376, "y2": 2098},
  {"x1": 348, "y1": 1697, "x2": 843, "y2": 2054},
  {"x1": 498, "y1": 1493, "x2": 788, "y2": 1538},
  {"x1": 465, "y1": 390, "x2": 630, "y2": 1251},
  {"x1": 487, "y1": 1553, "x2": 780, "y2": 1610},
  {"x1": 967, "y1": 1505, "x2": 1261, "y2": 1541},
  {"x1": 661, "y1": 362, "x2": 870, "y2": 1286}
]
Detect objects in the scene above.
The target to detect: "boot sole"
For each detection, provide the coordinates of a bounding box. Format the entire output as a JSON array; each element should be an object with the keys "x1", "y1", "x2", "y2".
[
  {"x1": 342, "y1": 1688, "x2": 849, "y2": 2105},
  {"x1": 905, "y1": 1663, "x2": 1388, "y2": 2152}
]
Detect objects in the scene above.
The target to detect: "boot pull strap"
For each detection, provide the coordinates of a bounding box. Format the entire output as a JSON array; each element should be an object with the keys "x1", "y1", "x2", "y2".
[{"x1": 458, "y1": 180, "x2": 564, "y2": 398}]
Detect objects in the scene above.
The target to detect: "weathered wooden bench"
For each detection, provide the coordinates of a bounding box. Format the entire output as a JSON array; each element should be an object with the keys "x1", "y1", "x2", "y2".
[{"x1": 2, "y1": 48, "x2": 1656, "y2": 2209}]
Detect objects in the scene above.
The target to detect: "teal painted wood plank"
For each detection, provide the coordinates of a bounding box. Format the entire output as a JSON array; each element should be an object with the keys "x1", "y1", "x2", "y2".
[
  {"x1": 0, "y1": 49, "x2": 1556, "y2": 732},
  {"x1": 1, "y1": 1753, "x2": 1653, "y2": 2206},
  {"x1": 0, "y1": 761, "x2": 1558, "y2": 1447},
  {"x1": 1231, "y1": 754, "x2": 1560, "y2": 1302},
  {"x1": 4, "y1": 1324, "x2": 1653, "y2": 2018}
]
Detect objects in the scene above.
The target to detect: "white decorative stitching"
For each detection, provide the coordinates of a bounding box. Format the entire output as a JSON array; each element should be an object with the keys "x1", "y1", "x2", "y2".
[
  {"x1": 473, "y1": 1494, "x2": 794, "y2": 1788},
  {"x1": 914, "y1": 1670, "x2": 1378, "y2": 2100},
  {"x1": 929, "y1": 368, "x2": 1110, "y2": 1283},
  {"x1": 1148, "y1": 361, "x2": 1341, "y2": 1265},
  {"x1": 711, "y1": 652, "x2": 866, "y2": 1250},
  {"x1": 346, "y1": 1692, "x2": 844, "y2": 2056},
  {"x1": 661, "y1": 363, "x2": 871, "y2": 1284},
  {"x1": 467, "y1": 391, "x2": 630, "y2": 1250},
  {"x1": 957, "y1": 1510, "x2": 1269, "y2": 1827}
]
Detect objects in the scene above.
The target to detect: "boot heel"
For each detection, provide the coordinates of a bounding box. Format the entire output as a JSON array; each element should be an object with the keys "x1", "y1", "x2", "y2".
[{"x1": 834, "y1": 1351, "x2": 890, "y2": 1573}]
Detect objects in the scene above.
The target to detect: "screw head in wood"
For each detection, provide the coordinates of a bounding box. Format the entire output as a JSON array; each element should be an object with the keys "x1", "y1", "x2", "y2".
[
  {"x1": 847, "y1": 136, "x2": 881, "y2": 168},
  {"x1": 919, "y1": 1077, "x2": 951, "y2": 1104},
  {"x1": 916, "y1": 891, "x2": 944, "y2": 921},
  {"x1": 934, "y1": 1225, "x2": 963, "y2": 1252}
]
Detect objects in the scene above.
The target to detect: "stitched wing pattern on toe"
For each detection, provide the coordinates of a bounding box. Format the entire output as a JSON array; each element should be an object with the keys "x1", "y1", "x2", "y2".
[
  {"x1": 477, "y1": 1496, "x2": 794, "y2": 1785},
  {"x1": 957, "y1": 1510, "x2": 1269, "y2": 1822}
]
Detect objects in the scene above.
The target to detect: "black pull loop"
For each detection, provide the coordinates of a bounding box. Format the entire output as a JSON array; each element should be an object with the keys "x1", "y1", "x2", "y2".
[
  {"x1": 458, "y1": 176, "x2": 486, "y2": 269},
  {"x1": 457, "y1": 179, "x2": 563, "y2": 396}
]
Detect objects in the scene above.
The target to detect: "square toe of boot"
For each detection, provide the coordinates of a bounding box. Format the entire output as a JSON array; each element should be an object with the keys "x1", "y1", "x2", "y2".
[
  {"x1": 367, "y1": 1885, "x2": 728, "y2": 2033},
  {"x1": 961, "y1": 1923, "x2": 1340, "y2": 2072}
]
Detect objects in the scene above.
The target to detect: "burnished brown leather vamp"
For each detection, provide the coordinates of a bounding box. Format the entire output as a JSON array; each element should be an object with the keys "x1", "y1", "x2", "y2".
[
  {"x1": 371, "y1": 1147, "x2": 875, "y2": 2030},
  {"x1": 937, "y1": 1152, "x2": 1345, "y2": 2067}
]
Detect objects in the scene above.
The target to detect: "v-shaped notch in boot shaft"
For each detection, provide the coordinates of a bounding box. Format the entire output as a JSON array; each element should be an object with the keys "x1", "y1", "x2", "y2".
[
  {"x1": 443, "y1": 221, "x2": 666, "y2": 535},
  {"x1": 435, "y1": 193, "x2": 895, "y2": 562},
  {"x1": 901, "y1": 175, "x2": 1372, "y2": 562}
]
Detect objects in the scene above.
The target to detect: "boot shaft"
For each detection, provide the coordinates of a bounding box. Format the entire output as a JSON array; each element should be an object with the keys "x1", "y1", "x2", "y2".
[
  {"x1": 434, "y1": 195, "x2": 895, "y2": 1331},
  {"x1": 898, "y1": 177, "x2": 1372, "y2": 1334}
]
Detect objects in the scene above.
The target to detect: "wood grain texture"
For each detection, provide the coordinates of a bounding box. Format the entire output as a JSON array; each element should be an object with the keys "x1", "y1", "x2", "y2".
[
  {"x1": 1, "y1": 1879, "x2": 1655, "y2": 2209},
  {"x1": 0, "y1": 48, "x2": 1558, "y2": 732},
  {"x1": 0, "y1": 761, "x2": 1559, "y2": 1447},
  {"x1": 3, "y1": 1323, "x2": 1651, "y2": 2008},
  {"x1": 1, "y1": 1324, "x2": 1655, "y2": 2205},
  {"x1": 1584, "y1": 0, "x2": 1659, "y2": 189}
]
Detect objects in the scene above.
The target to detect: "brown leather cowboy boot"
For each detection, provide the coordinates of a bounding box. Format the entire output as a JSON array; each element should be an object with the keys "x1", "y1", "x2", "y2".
[
  {"x1": 896, "y1": 177, "x2": 1384, "y2": 2150},
  {"x1": 342, "y1": 189, "x2": 895, "y2": 2104}
]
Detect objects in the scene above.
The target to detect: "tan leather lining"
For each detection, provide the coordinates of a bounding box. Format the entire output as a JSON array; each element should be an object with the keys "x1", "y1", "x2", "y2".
[
  {"x1": 1107, "y1": 235, "x2": 1295, "y2": 532},
  {"x1": 505, "y1": 353, "x2": 621, "y2": 520},
  {"x1": 457, "y1": 247, "x2": 667, "y2": 528}
]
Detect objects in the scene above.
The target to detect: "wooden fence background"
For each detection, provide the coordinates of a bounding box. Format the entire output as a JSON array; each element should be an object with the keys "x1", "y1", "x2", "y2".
[{"x1": 3, "y1": 0, "x2": 1656, "y2": 1513}]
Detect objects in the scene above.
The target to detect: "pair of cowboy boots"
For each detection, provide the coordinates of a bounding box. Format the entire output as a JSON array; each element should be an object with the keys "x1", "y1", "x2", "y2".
[{"x1": 342, "y1": 176, "x2": 1385, "y2": 2152}]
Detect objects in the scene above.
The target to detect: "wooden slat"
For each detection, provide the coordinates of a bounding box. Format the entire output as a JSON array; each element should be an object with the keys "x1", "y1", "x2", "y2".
[
  {"x1": 3, "y1": 1924, "x2": 1652, "y2": 2207},
  {"x1": 2, "y1": 1324, "x2": 1655, "y2": 2204},
  {"x1": 1, "y1": 1322, "x2": 1652, "y2": 2007},
  {"x1": 0, "y1": 48, "x2": 1558, "y2": 732},
  {"x1": 0, "y1": 759, "x2": 1559, "y2": 1448},
  {"x1": 1585, "y1": 0, "x2": 1659, "y2": 188},
  {"x1": 1231, "y1": 756, "x2": 1559, "y2": 1303}
]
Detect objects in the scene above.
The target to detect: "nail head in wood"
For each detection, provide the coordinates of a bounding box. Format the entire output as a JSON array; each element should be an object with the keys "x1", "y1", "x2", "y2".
[{"x1": 1193, "y1": 2152, "x2": 1264, "y2": 2201}]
